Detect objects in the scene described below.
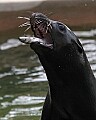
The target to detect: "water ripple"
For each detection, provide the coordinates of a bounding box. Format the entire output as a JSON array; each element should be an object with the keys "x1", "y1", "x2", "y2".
[
  {"x1": 0, "y1": 66, "x2": 28, "y2": 79},
  {"x1": 0, "y1": 29, "x2": 96, "y2": 119},
  {"x1": 74, "y1": 29, "x2": 96, "y2": 37},
  {"x1": 1, "y1": 106, "x2": 42, "y2": 120},
  {"x1": 1, "y1": 96, "x2": 45, "y2": 108},
  {"x1": 0, "y1": 39, "x2": 22, "y2": 50},
  {"x1": 11, "y1": 66, "x2": 28, "y2": 75}
]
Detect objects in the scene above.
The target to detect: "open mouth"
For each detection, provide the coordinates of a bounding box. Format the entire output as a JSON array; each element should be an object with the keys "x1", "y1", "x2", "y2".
[
  {"x1": 18, "y1": 13, "x2": 53, "y2": 49},
  {"x1": 30, "y1": 15, "x2": 53, "y2": 48}
]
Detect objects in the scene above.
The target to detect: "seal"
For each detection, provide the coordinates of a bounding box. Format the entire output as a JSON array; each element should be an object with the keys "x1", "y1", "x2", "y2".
[{"x1": 19, "y1": 13, "x2": 96, "y2": 120}]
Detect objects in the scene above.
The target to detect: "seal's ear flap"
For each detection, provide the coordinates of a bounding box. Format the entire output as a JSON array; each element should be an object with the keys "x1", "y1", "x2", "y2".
[{"x1": 71, "y1": 39, "x2": 83, "y2": 53}]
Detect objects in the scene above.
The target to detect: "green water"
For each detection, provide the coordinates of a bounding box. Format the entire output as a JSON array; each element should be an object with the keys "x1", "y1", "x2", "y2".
[
  {"x1": 0, "y1": 45, "x2": 48, "y2": 120},
  {"x1": 0, "y1": 28, "x2": 48, "y2": 120},
  {"x1": 0, "y1": 27, "x2": 96, "y2": 120}
]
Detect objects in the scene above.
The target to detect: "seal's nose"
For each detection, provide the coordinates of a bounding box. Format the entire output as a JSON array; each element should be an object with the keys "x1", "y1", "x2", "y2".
[{"x1": 30, "y1": 12, "x2": 48, "y2": 25}]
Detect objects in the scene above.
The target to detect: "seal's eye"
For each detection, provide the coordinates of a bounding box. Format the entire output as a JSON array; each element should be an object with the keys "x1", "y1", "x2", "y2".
[{"x1": 58, "y1": 24, "x2": 66, "y2": 31}]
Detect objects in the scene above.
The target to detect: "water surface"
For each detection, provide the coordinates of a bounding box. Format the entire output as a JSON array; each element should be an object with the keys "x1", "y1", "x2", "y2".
[{"x1": 0, "y1": 28, "x2": 96, "y2": 120}]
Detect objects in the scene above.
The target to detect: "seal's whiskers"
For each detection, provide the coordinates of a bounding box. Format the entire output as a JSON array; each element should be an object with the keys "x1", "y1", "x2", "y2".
[
  {"x1": 18, "y1": 14, "x2": 52, "y2": 34},
  {"x1": 49, "y1": 23, "x2": 52, "y2": 30},
  {"x1": 18, "y1": 16, "x2": 31, "y2": 32},
  {"x1": 19, "y1": 22, "x2": 30, "y2": 28},
  {"x1": 46, "y1": 21, "x2": 50, "y2": 33},
  {"x1": 18, "y1": 16, "x2": 30, "y2": 20},
  {"x1": 24, "y1": 26, "x2": 31, "y2": 32},
  {"x1": 47, "y1": 21, "x2": 52, "y2": 31},
  {"x1": 46, "y1": 23, "x2": 49, "y2": 33}
]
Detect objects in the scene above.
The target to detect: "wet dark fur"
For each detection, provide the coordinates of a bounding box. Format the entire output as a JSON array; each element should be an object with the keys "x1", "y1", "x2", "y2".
[{"x1": 30, "y1": 13, "x2": 96, "y2": 120}]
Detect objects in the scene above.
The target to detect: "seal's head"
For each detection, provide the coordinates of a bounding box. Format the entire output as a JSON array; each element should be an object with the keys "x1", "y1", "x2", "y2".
[
  {"x1": 30, "y1": 12, "x2": 83, "y2": 54},
  {"x1": 29, "y1": 12, "x2": 87, "y2": 82},
  {"x1": 30, "y1": 13, "x2": 53, "y2": 50}
]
